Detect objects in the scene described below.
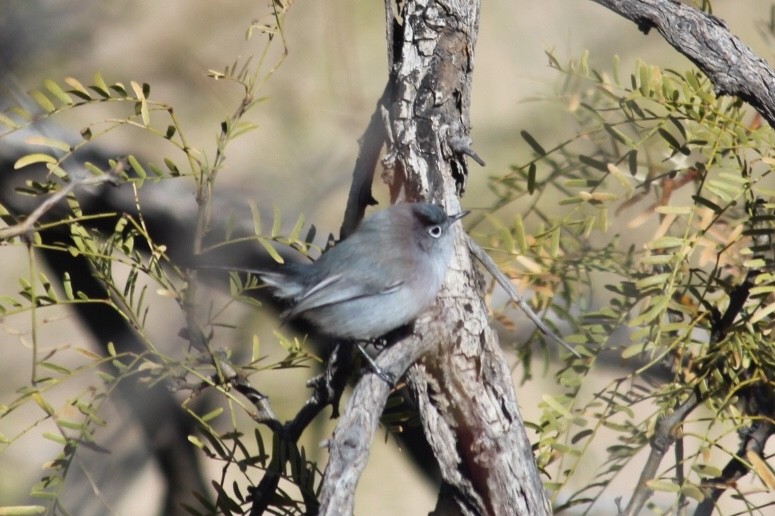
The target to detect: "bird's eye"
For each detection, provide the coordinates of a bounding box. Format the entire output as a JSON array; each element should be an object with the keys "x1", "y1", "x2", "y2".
[{"x1": 428, "y1": 225, "x2": 442, "y2": 238}]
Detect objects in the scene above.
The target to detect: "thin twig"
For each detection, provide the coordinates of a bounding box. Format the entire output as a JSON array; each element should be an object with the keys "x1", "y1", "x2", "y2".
[
  {"x1": 0, "y1": 160, "x2": 124, "y2": 241},
  {"x1": 249, "y1": 343, "x2": 352, "y2": 515},
  {"x1": 467, "y1": 236, "x2": 580, "y2": 357},
  {"x1": 623, "y1": 390, "x2": 702, "y2": 515},
  {"x1": 339, "y1": 83, "x2": 391, "y2": 239},
  {"x1": 694, "y1": 421, "x2": 775, "y2": 516}
]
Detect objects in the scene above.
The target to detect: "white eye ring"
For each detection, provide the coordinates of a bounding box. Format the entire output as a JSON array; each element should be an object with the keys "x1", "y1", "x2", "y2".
[{"x1": 428, "y1": 225, "x2": 442, "y2": 238}]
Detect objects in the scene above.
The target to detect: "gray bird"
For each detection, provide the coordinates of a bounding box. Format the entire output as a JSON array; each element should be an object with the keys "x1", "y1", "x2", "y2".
[{"x1": 257, "y1": 202, "x2": 467, "y2": 341}]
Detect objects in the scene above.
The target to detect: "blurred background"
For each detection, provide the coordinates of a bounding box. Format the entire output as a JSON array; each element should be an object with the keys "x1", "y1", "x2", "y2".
[{"x1": 1, "y1": 0, "x2": 773, "y2": 514}]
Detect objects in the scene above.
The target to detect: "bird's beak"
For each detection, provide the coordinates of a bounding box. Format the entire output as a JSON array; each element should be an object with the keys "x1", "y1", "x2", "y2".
[{"x1": 448, "y1": 210, "x2": 470, "y2": 223}]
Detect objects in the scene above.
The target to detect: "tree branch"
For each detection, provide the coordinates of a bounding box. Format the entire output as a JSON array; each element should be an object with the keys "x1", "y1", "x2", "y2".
[
  {"x1": 339, "y1": 84, "x2": 390, "y2": 239},
  {"x1": 0, "y1": 159, "x2": 124, "y2": 241},
  {"x1": 694, "y1": 421, "x2": 775, "y2": 516},
  {"x1": 467, "y1": 237, "x2": 580, "y2": 357},
  {"x1": 317, "y1": 315, "x2": 438, "y2": 515},
  {"x1": 623, "y1": 390, "x2": 703, "y2": 516},
  {"x1": 590, "y1": 0, "x2": 775, "y2": 127}
]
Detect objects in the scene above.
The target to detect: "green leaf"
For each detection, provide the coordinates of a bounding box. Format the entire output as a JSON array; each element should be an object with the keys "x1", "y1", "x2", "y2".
[
  {"x1": 0, "y1": 505, "x2": 47, "y2": 515},
  {"x1": 638, "y1": 62, "x2": 650, "y2": 96},
  {"x1": 32, "y1": 393, "x2": 56, "y2": 418},
  {"x1": 25, "y1": 135, "x2": 71, "y2": 153},
  {"x1": 28, "y1": 90, "x2": 56, "y2": 113},
  {"x1": 83, "y1": 161, "x2": 104, "y2": 176},
  {"x1": 541, "y1": 394, "x2": 573, "y2": 419},
  {"x1": 250, "y1": 201, "x2": 262, "y2": 235},
  {"x1": 627, "y1": 150, "x2": 638, "y2": 176},
  {"x1": 64, "y1": 76, "x2": 92, "y2": 100},
  {"x1": 201, "y1": 407, "x2": 224, "y2": 422},
  {"x1": 621, "y1": 342, "x2": 650, "y2": 359},
  {"x1": 129, "y1": 81, "x2": 145, "y2": 100},
  {"x1": 14, "y1": 153, "x2": 58, "y2": 169},
  {"x1": 289, "y1": 213, "x2": 306, "y2": 242},
  {"x1": 692, "y1": 194, "x2": 722, "y2": 213},
  {"x1": 654, "y1": 205, "x2": 691, "y2": 215},
  {"x1": 513, "y1": 213, "x2": 528, "y2": 254},
  {"x1": 521, "y1": 130, "x2": 546, "y2": 156},
  {"x1": 692, "y1": 464, "x2": 722, "y2": 478},
  {"x1": 163, "y1": 158, "x2": 180, "y2": 176},
  {"x1": 270, "y1": 206, "x2": 282, "y2": 238},
  {"x1": 187, "y1": 435, "x2": 206, "y2": 449},
  {"x1": 579, "y1": 155, "x2": 608, "y2": 172},
  {"x1": 603, "y1": 123, "x2": 633, "y2": 146},
  {"x1": 527, "y1": 163, "x2": 536, "y2": 194},
  {"x1": 110, "y1": 82, "x2": 128, "y2": 97},
  {"x1": 646, "y1": 479, "x2": 680, "y2": 493},
  {"x1": 682, "y1": 483, "x2": 705, "y2": 502},
  {"x1": 647, "y1": 236, "x2": 684, "y2": 250},
  {"x1": 132, "y1": 81, "x2": 150, "y2": 125},
  {"x1": 631, "y1": 296, "x2": 668, "y2": 326},
  {"x1": 635, "y1": 272, "x2": 671, "y2": 289},
  {"x1": 258, "y1": 238, "x2": 284, "y2": 264},
  {"x1": 44, "y1": 79, "x2": 74, "y2": 106},
  {"x1": 91, "y1": 72, "x2": 111, "y2": 98},
  {"x1": 0, "y1": 112, "x2": 20, "y2": 129},
  {"x1": 128, "y1": 155, "x2": 146, "y2": 178}
]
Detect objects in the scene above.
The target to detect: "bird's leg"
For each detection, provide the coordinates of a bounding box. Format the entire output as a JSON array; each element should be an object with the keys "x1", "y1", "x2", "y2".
[
  {"x1": 355, "y1": 342, "x2": 397, "y2": 387},
  {"x1": 354, "y1": 323, "x2": 415, "y2": 386}
]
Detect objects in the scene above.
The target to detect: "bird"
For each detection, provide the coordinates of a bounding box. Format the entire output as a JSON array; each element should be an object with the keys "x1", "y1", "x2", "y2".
[{"x1": 252, "y1": 202, "x2": 467, "y2": 341}]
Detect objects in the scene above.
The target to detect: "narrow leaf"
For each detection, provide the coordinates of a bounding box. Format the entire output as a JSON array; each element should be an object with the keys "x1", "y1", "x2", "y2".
[
  {"x1": 692, "y1": 195, "x2": 722, "y2": 213},
  {"x1": 130, "y1": 81, "x2": 145, "y2": 100},
  {"x1": 270, "y1": 206, "x2": 282, "y2": 238},
  {"x1": 258, "y1": 238, "x2": 284, "y2": 264},
  {"x1": 26, "y1": 135, "x2": 71, "y2": 153},
  {"x1": 521, "y1": 130, "x2": 546, "y2": 156},
  {"x1": 44, "y1": 79, "x2": 73, "y2": 106},
  {"x1": 747, "y1": 450, "x2": 775, "y2": 489},
  {"x1": 163, "y1": 158, "x2": 180, "y2": 176},
  {"x1": 62, "y1": 272, "x2": 74, "y2": 300},
  {"x1": 541, "y1": 394, "x2": 573, "y2": 419},
  {"x1": 627, "y1": 150, "x2": 638, "y2": 176},
  {"x1": 250, "y1": 201, "x2": 262, "y2": 235},
  {"x1": 648, "y1": 236, "x2": 685, "y2": 249},
  {"x1": 128, "y1": 155, "x2": 146, "y2": 178},
  {"x1": 32, "y1": 392, "x2": 56, "y2": 417},
  {"x1": 14, "y1": 153, "x2": 57, "y2": 169},
  {"x1": 513, "y1": 213, "x2": 528, "y2": 254},
  {"x1": 64, "y1": 77, "x2": 92, "y2": 100},
  {"x1": 91, "y1": 72, "x2": 111, "y2": 98},
  {"x1": 658, "y1": 128, "x2": 683, "y2": 151},
  {"x1": 0, "y1": 112, "x2": 20, "y2": 129},
  {"x1": 579, "y1": 154, "x2": 608, "y2": 171},
  {"x1": 289, "y1": 213, "x2": 306, "y2": 242},
  {"x1": 527, "y1": 163, "x2": 536, "y2": 194},
  {"x1": 28, "y1": 90, "x2": 56, "y2": 113}
]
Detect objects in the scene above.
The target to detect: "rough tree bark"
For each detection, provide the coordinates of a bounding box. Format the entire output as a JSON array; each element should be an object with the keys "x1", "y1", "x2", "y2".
[
  {"x1": 319, "y1": 1, "x2": 552, "y2": 515},
  {"x1": 591, "y1": 0, "x2": 775, "y2": 128}
]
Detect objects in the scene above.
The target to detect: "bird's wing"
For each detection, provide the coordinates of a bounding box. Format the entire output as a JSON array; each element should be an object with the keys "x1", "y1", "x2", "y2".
[{"x1": 283, "y1": 273, "x2": 403, "y2": 320}]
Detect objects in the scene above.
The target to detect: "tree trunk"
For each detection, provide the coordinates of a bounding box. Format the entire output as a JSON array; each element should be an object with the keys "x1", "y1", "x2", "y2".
[{"x1": 319, "y1": 1, "x2": 552, "y2": 514}]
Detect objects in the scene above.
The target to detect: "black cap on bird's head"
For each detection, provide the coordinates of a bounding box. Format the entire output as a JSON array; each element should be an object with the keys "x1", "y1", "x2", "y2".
[{"x1": 407, "y1": 203, "x2": 469, "y2": 239}]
